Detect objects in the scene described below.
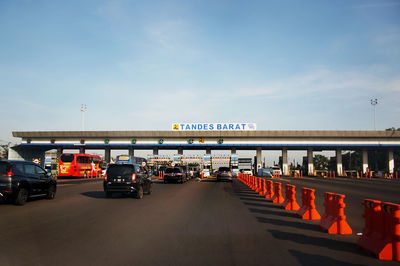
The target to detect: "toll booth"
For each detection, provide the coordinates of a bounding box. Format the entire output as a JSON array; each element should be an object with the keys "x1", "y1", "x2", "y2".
[
  {"x1": 209, "y1": 154, "x2": 238, "y2": 177},
  {"x1": 203, "y1": 155, "x2": 211, "y2": 177},
  {"x1": 148, "y1": 155, "x2": 171, "y2": 175},
  {"x1": 178, "y1": 155, "x2": 203, "y2": 178}
]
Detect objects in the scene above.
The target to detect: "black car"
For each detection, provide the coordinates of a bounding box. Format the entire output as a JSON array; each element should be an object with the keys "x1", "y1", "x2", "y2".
[
  {"x1": 164, "y1": 167, "x2": 188, "y2": 183},
  {"x1": 0, "y1": 160, "x2": 57, "y2": 205},
  {"x1": 216, "y1": 167, "x2": 233, "y2": 182},
  {"x1": 104, "y1": 164, "x2": 152, "y2": 199}
]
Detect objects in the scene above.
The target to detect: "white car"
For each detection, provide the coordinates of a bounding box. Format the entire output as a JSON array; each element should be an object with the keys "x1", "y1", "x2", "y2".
[
  {"x1": 270, "y1": 166, "x2": 282, "y2": 175},
  {"x1": 242, "y1": 169, "x2": 253, "y2": 175}
]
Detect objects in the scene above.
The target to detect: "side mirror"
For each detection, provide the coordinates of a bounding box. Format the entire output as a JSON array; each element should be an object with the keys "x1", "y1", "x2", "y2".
[{"x1": 46, "y1": 171, "x2": 52, "y2": 178}]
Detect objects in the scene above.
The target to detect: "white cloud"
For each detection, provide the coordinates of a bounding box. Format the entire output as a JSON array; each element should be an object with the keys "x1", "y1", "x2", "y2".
[{"x1": 233, "y1": 67, "x2": 400, "y2": 102}]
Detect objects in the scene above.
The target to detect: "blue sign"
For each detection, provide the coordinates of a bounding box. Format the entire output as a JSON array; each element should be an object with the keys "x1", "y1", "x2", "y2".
[{"x1": 172, "y1": 123, "x2": 257, "y2": 131}]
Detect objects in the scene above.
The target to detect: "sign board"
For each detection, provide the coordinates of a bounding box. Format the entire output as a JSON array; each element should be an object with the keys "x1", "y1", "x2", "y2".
[{"x1": 172, "y1": 123, "x2": 257, "y2": 131}]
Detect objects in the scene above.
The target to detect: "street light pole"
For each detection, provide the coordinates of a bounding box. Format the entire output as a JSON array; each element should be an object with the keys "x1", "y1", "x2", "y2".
[
  {"x1": 370, "y1": 99, "x2": 377, "y2": 130},
  {"x1": 81, "y1": 104, "x2": 87, "y2": 131}
]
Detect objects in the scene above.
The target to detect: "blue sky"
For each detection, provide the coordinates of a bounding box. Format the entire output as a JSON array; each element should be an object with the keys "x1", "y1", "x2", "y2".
[{"x1": 1, "y1": 0, "x2": 400, "y2": 147}]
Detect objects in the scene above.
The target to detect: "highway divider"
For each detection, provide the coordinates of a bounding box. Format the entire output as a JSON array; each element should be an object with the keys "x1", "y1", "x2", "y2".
[
  {"x1": 236, "y1": 173, "x2": 400, "y2": 261},
  {"x1": 271, "y1": 182, "x2": 284, "y2": 204},
  {"x1": 357, "y1": 199, "x2": 400, "y2": 261},
  {"x1": 281, "y1": 184, "x2": 300, "y2": 211},
  {"x1": 320, "y1": 192, "x2": 352, "y2": 235},
  {"x1": 265, "y1": 180, "x2": 274, "y2": 199},
  {"x1": 259, "y1": 179, "x2": 266, "y2": 196},
  {"x1": 297, "y1": 188, "x2": 321, "y2": 220}
]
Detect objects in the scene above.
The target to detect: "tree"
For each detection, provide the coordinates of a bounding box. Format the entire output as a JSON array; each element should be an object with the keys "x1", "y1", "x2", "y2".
[{"x1": 314, "y1": 154, "x2": 329, "y2": 170}]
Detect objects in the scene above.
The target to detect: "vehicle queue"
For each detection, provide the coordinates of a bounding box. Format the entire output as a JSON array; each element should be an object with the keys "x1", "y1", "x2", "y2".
[{"x1": 0, "y1": 152, "x2": 276, "y2": 205}]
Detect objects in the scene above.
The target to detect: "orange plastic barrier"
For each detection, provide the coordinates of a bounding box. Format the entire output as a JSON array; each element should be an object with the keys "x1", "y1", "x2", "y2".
[
  {"x1": 297, "y1": 188, "x2": 321, "y2": 220},
  {"x1": 259, "y1": 179, "x2": 266, "y2": 196},
  {"x1": 282, "y1": 184, "x2": 300, "y2": 211},
  {"x1": 265, "y1": 180, "x2": 274, "y2": 199},
  {"x1": 255, "y1": 178, "x2": 260, "y2": 192},
  {"x1": 357, "y1": 200, "x2": 400, "y2": 261},
  {"x1": 256, "y1": 177, "x2": 260, "y2": 192},
  {"x1": 271, "y1": 182, "x2": 284, "y2": 204},
  {"x1": 320, "y1": 192, "x2": 352, "y2": 234}
]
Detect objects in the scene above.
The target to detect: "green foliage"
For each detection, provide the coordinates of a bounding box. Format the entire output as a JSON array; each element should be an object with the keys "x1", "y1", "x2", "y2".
[{"x1": 314, "y1": 154, "x2": 329, "y2": 170}]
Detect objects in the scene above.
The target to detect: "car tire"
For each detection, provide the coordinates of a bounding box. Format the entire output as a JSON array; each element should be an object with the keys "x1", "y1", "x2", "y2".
[
  {"x1": 47, "y1": 185, "x2": 56, "y2": 200},
  {"x1": 14, "y1": 188, "x2": 28, "y2": 206},
  {"x1": 135, "y1": 186, "x2": 144, "y2": 199},
  {"x1": 147, "y1": 183, "x2": 153, "y2": 195},
  {"x1": 105, "y1": 191, "x2": 112, "y2": 198}
]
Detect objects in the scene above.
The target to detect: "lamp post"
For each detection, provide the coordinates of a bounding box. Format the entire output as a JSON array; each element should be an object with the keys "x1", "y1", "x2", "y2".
[
  {"x1": 81, "y1": 104, "x2": 87, "y2": 131},
  {"x1": 370, "y1": 99, "x2": 377, "y2": 130}
]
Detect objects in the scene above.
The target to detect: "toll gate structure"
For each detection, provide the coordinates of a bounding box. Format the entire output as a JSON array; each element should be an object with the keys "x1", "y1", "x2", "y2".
[{"x1": 9, "y1": 130, "x2": 400, "y2": 176}]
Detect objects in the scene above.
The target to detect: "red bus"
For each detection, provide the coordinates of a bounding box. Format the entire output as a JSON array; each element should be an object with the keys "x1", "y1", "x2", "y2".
[{"x1": 58, "y1": 153, "x2": 103, "y2": 178}]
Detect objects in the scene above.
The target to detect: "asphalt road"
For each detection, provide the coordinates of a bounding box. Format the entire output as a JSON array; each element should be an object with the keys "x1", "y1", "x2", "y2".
[{"x1": 0, "y1": 177, "x2": 399, "y2": 266}]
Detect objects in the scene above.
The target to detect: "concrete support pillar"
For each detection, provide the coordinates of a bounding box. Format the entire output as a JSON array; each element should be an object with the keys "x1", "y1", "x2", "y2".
[
  {"x1": 336, "y1": 148, "x2": 343, "y2": 176},
  {"x1": 153, "y1": 147, "x2": 159, "y2": 155},
  {"x1": 129, "y1": 148, "x2": 134, "y2": 157},
  {"x1": 388, "y1": 150, "x2": 394, "y2": 174},
  {"x1": 231, "y1": 147, "x2": 236, "y2": 154},
  {"x1": 206, "y1": 148, "x2": 211, "y2": 155},
  {"x1": 79, "y1": 147, "x2": 85, "y2": 154},
  {"x1": 362, "y1": 149, "x2": 369, "y2": 173},
  {"x1": 178, "y1": 147, "x2": 183, "y2": 155},
  {"x1": 105, "y1": 148, "x2": 111, "y2": 164},
  {"x1": 56, "y1": 147, "x2": 63, "y2": 160},
  {"x1": 256, "y1": 147, "x2": 262, "y2": 172},
  {"x1": 307, "y1": 148, "x2": 314, "y2": 175},
  {"x1": 282, "y1": 148, "x2": 288, "y2": 176}
]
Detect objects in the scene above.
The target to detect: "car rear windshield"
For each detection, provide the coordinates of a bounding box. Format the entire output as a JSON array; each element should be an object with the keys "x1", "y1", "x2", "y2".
[
  {"x1": 218, "y1": 167, "x2": 230, "y2": 172},
  {"x1": 165, "y1": 168, "x2": 181, "y2": 174},
  {"x1": 107, "y1": 165, "x2": 135, "y2": 176},
  {"x1": 60, "y1": 154, "x2": 75, "y2": 162},
  {"x1": 0, "y1": 162, "x2": 11, "y2": 175}
]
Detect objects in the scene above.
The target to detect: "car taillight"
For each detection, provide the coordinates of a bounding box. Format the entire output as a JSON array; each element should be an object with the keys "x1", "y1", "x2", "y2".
[
  {"x1": 7, "y1": 168, "x2": 13, "y2": 177},
  {"x1": 132, "y1": 173, "x2": 136, "y2": 182},
  {"x1": 228, "y1": 171, "x2": 232, "y2": 175},
  {"x1": 104, "y1": 173, "x2": 107, "y2": 181}
]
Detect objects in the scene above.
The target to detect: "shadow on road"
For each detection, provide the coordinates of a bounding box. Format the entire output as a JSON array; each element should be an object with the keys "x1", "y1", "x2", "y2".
[
  {"x1": 248, "y1": 206, "x2": 299, "y2": 218},
  {"x1": 268, "y1": 229, "x2": 359, "y2": 253},
  {"x1": 257, "y1": 216, "x2": 321, "y2": 232},
  {"x1": 81, "y1": 191, "x2": 106, "y2": 199},
  {"x1": 288, "y1": 249, "x2": 365, "y2": 266},
  {"x1": 239, "y1": 197, "x2": 268, "y2": 202}
]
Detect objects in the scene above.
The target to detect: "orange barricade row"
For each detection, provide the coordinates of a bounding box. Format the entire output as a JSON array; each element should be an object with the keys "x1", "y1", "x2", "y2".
[
  {"x1": 357, "y1": 199, "x2": 400, "y2": 261},
  {"x1": 256, "y1": 178, "x2": 262, "y2": 193},
  {"x1": 297, "y1": 188, "x2": 321, "y2": 220},
  {"x1": 265, "y1": 180, "x2": 274, "y2": 199},
  {"x1": 271, "y1": 182, "x2": 284, "y2": 204},
  {"x1": 320, "y1": 192, "x2": 352, "y2": 235},
  {"x1": 282, "y1": 184, "x2": 300, "y2": 211},
  {"x1": 259, "y1": 179, "x2": 266, "y2": 196}
]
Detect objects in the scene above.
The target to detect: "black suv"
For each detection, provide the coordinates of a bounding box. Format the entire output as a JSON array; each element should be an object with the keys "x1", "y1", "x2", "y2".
[
  {"x1": 0, "y1": 160, "x2": 57, "y2": 205},
  {"x1": 163, "y1": 167, "x2": 189, "y2": 183},
  {"x1": 216, "y1": 167, "x2": 233, "y2": 182},
  {"x1": 104, "y1": 164, "x2": 152, "y2": 199}
]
